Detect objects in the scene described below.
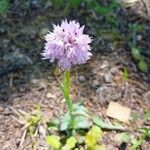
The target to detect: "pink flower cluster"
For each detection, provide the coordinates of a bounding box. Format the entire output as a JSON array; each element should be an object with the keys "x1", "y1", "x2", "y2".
[{"x1": 42, "y1": 20, "x2": 92, "y2": 70}]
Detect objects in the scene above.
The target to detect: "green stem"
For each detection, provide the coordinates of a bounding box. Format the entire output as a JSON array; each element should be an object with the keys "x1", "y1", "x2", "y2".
[
  {"x1": 61, "y1": 70, "x2": 74, "y2": 129},
  {"x1": 63, "y1": 70, "x2": 73, "y2": 112}
]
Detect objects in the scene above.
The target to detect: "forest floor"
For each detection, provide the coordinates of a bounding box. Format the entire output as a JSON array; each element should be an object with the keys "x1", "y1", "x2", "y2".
[{"x1": 0, "y1": 0, "x2": 150, "y2": 150}]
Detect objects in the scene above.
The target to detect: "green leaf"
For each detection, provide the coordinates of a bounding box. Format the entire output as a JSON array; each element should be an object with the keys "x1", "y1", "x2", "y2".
[
  {"x1": 85, "y1": 132, "x2": 97, "y2": 147},
  {"x1": 48, "y1": 118, "x2": 60, "y2": 130},
  {"x1": 46, "y1": 135, "x2": 61, "y2": 149},
  {"x1": 74, "y1": 116, "x2": 90, "y2": 129},
  {"x1": 130, "y1": 113, "x2": 139, "y2": 122},
  {"x1": 93, "y1": 116, "x2": 125, "y2": 130},
  {"x1": 131, "y1": 138, "x2": 141, "y2": 150},
  {"x1": 85, "y1": 126, "x2": 103, "y2": 148},
  {"x1": 86, "y1": 0, "x2": 96, "y2": 9},
  {"x1": 69, "y1": 0, "x2": 81, "y2": 8},
  {"x1": 131, "y1": 47, "x2": 141, "y2": 60},
  {"x1": 60, "y1": 121, "x2": 70, "y2": 131},
  {"x1": 95, "y1": 6, "x2": 112, "y2": 15},
  {"x1": 115, "y1": 132, "x2": 130, "y2": 143},
  {"x1": 72, "y1": 111, "x2": 89, "y2": 118},
  {"x1": 123, "y1": 67, "x2": 128, "y2": 81},
  {"x1": 0, "y1": 0, "x2": 10, "y2": 14},
  {"x1": 51, "y1": 0, "x2": 64, "y2": 8},
  {"x1": 129, "y1": 24, "x2": 144, "y2": 33},
  {"x1": 60, "y1": 113, "x2": 71, "y2": 131},
  {"x1": 73, "y1": 104, "x2": 88, "y2": 112},
  {"x1": 89, "y1": 126, "x2": 103, "y2": 140},
  {"x1": 66, "y1": 136, "x2": 77, "y2": 149},
  {"x1": 94, "y1": 0, "x2": 119, "y2": 15},
  {"x1": 144, "y1": 108, "x2": 150, "y2": 122},
  {"x1": 138, "y1": 59, "x2": 148, "y2": 72}
]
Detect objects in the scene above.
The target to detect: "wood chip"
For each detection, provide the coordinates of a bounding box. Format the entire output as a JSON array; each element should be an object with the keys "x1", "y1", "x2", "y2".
[{"x1": 106, "y1": 102, "x2": 131, "y2": 123}]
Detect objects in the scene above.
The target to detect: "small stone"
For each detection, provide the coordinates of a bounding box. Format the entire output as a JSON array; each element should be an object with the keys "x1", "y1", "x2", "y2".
[
  {"x1": 31, "y1": 79, "x2": 48, "y2": 88},
  {"x1": 78, "y1": 75, "x2": 86, "y2": 83},
  {"x1": 100, "y1": 60, "x2": 109, "y2": 69},
  {"x1": 61, "y1": 98, "x2": 66, "y2": 103},
  {"x1": 92, "y1": 79, "x2": 99, "y2": 88},
  {"x1": 106, "y1": 144, "x2": 116, "y2": 150},
  {"x1": 31, "y1": 79, "x2": 38, "y2": 84},
  {"x1": 136, "y1": 34, "x2": 142, "y2": 41},
  {"x1": 143, "y1": 91, "x2": 150, "y2": 105},
  {"x1": 96, "y1": 85, "x2": 110, "y2": 105},
  {"x1": 110, "y1": 67, "x2": 118, "y2": 75},
  {"x1": 0, "y1": 27, "x2": 5, "y2": 33},
  {"x1": 46, "y1": 92, "x2": 56, "y2": 99},
  {"x1": 30, "y1": 0, "x2": 40, "y2": 9},
  {"x1": 19, "y1": 87, "x2": 25, "y2": 92},
  {"x1": 0, "y1": 106, "x2": 4, "y2": 112},
  {"x1": 3, "y1": 107, "x2": 10, "y2": 115},
  {"x1": 104, "y1": 72, "x2": 113, "y2": 83},
  {"x1": 3, "y1": 141, "x2": 11, "y2": 149}
]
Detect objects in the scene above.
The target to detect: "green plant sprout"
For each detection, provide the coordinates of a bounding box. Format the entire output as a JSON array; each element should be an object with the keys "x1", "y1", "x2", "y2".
[
  {"x1": 85, "y1": 126, "x2": 105, "y2": 150},
  {"x1": 129, "y1": 24, "x2": 149, "y2": 72},
  {"x1": 112, "y1": 107, "x2": 150, "y2": 150},
  {"x1": 93, "y1": 116, "x2": 125, "y2": 131},
  {"x1": 0, "y1": 0, "x2": 10, "y2": 14},
  {"x1": 10, "y1": 104, "x2": 43, "y2": 147},
  {"x1": 47, "y1": 135, "x2": 77, "y2": 150},
  {"x1": 123, "y1": 66, "x2": 128, "y2": 81},
  {"x1": 46, "y1": 126, "x2": 105, "y2": 150},
  {"x1": 131, "y1": 127, "x2": 150, "y2": 150},
  {"x1": 131, "y1": 107, "x2": 150, "y2": 149}
]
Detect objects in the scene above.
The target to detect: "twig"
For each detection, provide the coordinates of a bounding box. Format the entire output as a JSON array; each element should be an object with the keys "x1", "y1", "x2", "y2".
[
  {"x1": 123, "y1": 82, "x2": 129, "y2": 101},
  {"x1": 41, "y1": 88, "x2": 47, "y2": 103},
  {"x1": 11, "y1": 115, "x2": 25, "y2": 125},
  {"x1": 9, "y1": 73, "x2": 13, "y2": 88},
  {"x1": 19, "y1": 128, "x2": 27, "y2": 148},
  {"x1": 9, "y1": 106, "x2": 26, "y2": 123}
]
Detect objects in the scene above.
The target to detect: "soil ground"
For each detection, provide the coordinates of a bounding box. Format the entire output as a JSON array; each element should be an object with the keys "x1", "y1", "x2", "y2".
[{"x1": 0, "y1": 0, "x2": 150, "y2": 150}]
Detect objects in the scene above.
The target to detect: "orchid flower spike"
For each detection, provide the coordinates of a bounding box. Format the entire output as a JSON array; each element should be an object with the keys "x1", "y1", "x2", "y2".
[{"x1": 42, "y1": 20, "x2": 92, "y2": 70}]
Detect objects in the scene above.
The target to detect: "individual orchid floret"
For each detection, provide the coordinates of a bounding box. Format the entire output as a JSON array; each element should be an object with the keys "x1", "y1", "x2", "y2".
[{"x1": 42, "y1": 20, "x2": 92, "y2": 70}]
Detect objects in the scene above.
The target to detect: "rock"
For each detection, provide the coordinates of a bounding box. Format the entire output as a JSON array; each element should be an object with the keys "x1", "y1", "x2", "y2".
[
  {"x1": 143, "y1": 91, "x2": 150, "y2": 105},
  {"x1": 3, "y1": 141, "x2": 11, "y2": 149},
  {"x1": 3, "y1": 107, "x2": 10, "y2": 115},
  {"x1": 19, "y1": 87, "x2": 25, "y2": 92},
  {"x1": 0, "y1": 27, "x2": 5, "y2": 33},
  {"x1": 110, "y1": 67, "x2": 118, "y2": 75},
  {"x1": 0, "y1": 105, "x2": 4, "y2": 112},
  {"x1": 31, "y1": 79, "x2": 48, "y2": 88},
  {"x1": 106, "y1": 144, "x2": 117, "y2": 150},
  {"x1": 104, "y1": 72, "x2": 113, "y2": 83},
  {"x1": 96, "y1": 85, "x2": 110, "y2": 105},
  {"x1": 136, "y1": 34, "x2": 142, "y2": 41},
  {"x1": 46, "y1": 92, "x2": 56, "y2": 99},
  {"x1": 92, "y1": 79, "x2": 99, "y2": 88},
  {"x1": 78, "y1": 75, "x2": 86, "y2": 83},
  {"x1": 100, "y1": 60, "x2": 109, "y2": 69},
  {"x1": 30, "y1": 0, "x2": 40, "y2": 9}
]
